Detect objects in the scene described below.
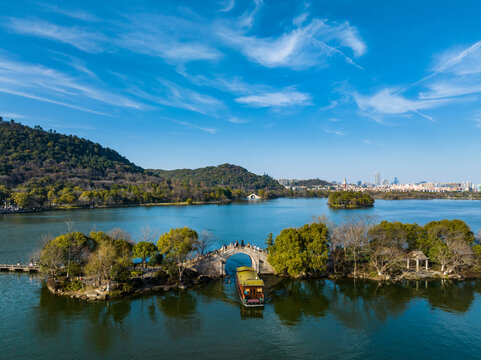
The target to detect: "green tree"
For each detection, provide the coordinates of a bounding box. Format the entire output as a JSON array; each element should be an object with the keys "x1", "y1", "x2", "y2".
[
  {"x1": 267, "y1": 222, "x2": 330, "y2": 277},
  {"x1": 12, "y1": 192, "x2": 33, "y2": 208},
  {"x1": 265, "y1": 233, "x2": 273, "y2": 249},
  {"x1": 423, "y1": 219, "x2": 475, "y2": 273},
  {"x1": 367, "y1": 222, "x2": 408, "y2": 276},
  {"x1": 50, "y1": 231, "x2": 95, "y2": 277},
  {"x1": 133, "y1": 241, "x2": 157, "y2": 269},
  {"x1": 157, "y1": 227, "x2": 199, "y2": 280},
  {"x1": 85, "y1": 242, "x2": 118, "y2": 287}
]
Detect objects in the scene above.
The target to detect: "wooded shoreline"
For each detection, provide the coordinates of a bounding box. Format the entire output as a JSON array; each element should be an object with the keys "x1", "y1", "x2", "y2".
[{"x1": 3, "y1": 192, "x2": 481, "y2": 215}]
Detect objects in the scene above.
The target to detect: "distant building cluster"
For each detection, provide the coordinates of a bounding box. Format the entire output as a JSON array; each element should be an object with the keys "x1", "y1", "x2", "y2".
[
  {"x1": 278, "y1": 173, "x2": 481, "y2": 193},
  {"x1": 339, "y1": 173, "x2": 481, "y2": 192},
  {"x1": 277, "y1": 178, "x2": 330, "y2": 191}
]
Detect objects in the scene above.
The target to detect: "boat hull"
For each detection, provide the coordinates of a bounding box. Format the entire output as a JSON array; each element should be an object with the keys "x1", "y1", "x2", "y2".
[{"x1": 235, "y1": 269, "x2": 265, "y2": 307}]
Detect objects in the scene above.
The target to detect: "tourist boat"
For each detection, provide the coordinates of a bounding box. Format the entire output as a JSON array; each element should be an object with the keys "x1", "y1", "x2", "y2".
[{"x1": 235, "y1": 266, "x2": 265, "y2": 307}]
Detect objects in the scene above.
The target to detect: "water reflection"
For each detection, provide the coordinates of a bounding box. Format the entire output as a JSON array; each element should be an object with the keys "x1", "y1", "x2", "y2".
[
  {"x1": 423, "y1": 280, "x2": 479, "y2": 313},
  {"x1": 328, "y1": 280, "x2": 415, "y2": 330},
  {"x1": 35, "y1": 285, "x2": 133, "y2": 353},
  {"x1": 157, "y1": 291, "x2": 197, "y2": 318},
  {"x1": 270, "y1": 279, "x2": 329, "y2": 325},
  {"x1": 157, "y1": 291, "x2": 202, "y2": 338},
  {"x1": 32, "y1": 277, "x2": 481, "y2": 355}
]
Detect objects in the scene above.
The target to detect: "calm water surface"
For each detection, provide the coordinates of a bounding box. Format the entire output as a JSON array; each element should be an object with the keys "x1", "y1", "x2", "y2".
[{"x1": 1, "y1": 198, "x2": 481, "y2": 359}]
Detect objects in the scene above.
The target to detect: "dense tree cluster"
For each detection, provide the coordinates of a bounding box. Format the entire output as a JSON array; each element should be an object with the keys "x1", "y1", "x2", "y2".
[
  {"x1": 39, "y1": 230, "x2": 133, "y2": 282},
  {"x1": 0, "y1": 118, "x2": 142, "y2": 186},
  {"x1": 3, "y1": 177, "x2": 252, "y2": 209},
  {"x1": 268, "y1": 217, "x2": 481, "y2": 278},
  {"x1": 267, "y1": 223, "x2": 330, "y2": 277},
  {"x1": 38, "y1": 226, "x2": 201, "y2": 291},
  {"x1": 328, "y1": 191, "x2": 375, "y2": 208},
  {"x1": 290, "y1": 179, "x2": 331, "y2": 187},
  {"x1": 150, "y1": 163, "x2": 283, "y2": 190}
]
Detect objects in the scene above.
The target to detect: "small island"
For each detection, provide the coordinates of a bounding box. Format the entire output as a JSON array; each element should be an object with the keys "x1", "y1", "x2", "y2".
[
  {"x1": 38, "y1": 227, "x2": 211, "y2": 301},
  {"x1": 328, "y1": 190, "x2": 374, "y2": 208}
]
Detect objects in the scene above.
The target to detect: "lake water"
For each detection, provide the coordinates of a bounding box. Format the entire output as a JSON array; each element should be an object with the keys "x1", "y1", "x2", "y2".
[{"x1": 1, "y1": 198, "x2": 481, "y2": 359}]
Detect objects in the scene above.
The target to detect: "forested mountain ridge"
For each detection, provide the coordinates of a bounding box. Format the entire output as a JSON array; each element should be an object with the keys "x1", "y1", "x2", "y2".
[
  {"x1": 149, "y1": 163, "x2": 283, "y2": 190},
  {"x1": 0, "y1": 118, "x2": 142, "y2": 186},
  {"x1": 0, "y1": 118, "x2": 291, "y2": 210}
]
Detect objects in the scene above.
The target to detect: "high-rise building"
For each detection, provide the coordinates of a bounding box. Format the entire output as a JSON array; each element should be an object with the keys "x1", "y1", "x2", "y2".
[
  {"x1": 393, "y1": 177, "x2": 399, "y2": 185},
  {"x1": 374, "y1": 173, "x2": 381, "y2": 186},
  {"x1": 382, "y1": 179, "x2": 389, "y2": 186}
]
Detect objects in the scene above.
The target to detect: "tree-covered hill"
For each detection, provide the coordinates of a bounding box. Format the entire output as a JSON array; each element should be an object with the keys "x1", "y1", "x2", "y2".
[
  {"x1": 0, "y1": 118, "x2": 143, "y2": 186},
  {"x1": 0, "y1": 118, "x2": 289, "y2": 210},
  {"x1": 149, "y1": 163, "x2": 283, "y2": 191}
]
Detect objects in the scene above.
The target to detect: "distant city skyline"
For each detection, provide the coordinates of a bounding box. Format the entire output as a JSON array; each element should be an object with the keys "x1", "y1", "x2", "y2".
[{"x1": 1, "y1": 1, "x2": 481, "y2": 183}]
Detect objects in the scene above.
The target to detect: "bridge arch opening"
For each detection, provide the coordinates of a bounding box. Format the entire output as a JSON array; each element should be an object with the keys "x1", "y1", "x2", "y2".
[{"x1": 224, "y1": 253, "x2": 255, "y2": 277}]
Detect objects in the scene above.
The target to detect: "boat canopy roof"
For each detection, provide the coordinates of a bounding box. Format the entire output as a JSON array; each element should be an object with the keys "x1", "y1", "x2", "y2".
[{"x1": 236, "y1": 266, "x2": 264, "y2": 287}]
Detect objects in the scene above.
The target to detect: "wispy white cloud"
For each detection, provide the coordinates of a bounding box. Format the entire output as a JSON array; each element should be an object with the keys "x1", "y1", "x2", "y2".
[
  {"x1": 1, "y1": 112, "x2": 25, "y2": 119},
  {"x1": 6, "y1": 15, "x2": 222, "y2": 63},
  {"x1": 351, "y1": 41, "x2": 481, "y2": 124},
  {"x1": 353, "y1": 89, "x2": 447, "y2": 122},
  {"x1": 318, "y1": 100, "x2": 338, "y2": 112},
  {"x1": 324, "y1": 129, "x2": 345, "y2": 136},
  {"x1": 149, "y1": 79, "x2": 224, "y2": 115},
  {"x1": 40, "y1": 5, "x2": 100, "y2": 22},
  {"x1": 6, "y1": 18, "x2": 105, "y2": 53},
  {"x1": 471, "y1": 110, "x2": 481, "y2": 128},
  {"x1": 180, "y1": 72, "x2": 269, "y2": 95},
  {"x1": 180, "y1": 70, "x2": 312, "y2": 110},
  {"x1": 419, "y1": 82, "x2": 481, "y2": 99},
  {"x1": 0, "y1": 56, "x2": 146, "y2": 113},
  {"x1": 219, "y1": 0, "x2": 235, "y2": 12},
  {"x1": 396, "y1": 41, "x2": 481, "y2": 98},
  {"x1": 218, "y1": 17, "x2": 365, "y2": 69},
  {"x1": 238, "y1": 0, "x2": 263, "y2": 29},
  {"x1": 228, "y1": 116, "x2": 248, "y2": 123},
  {"x1": 293, "y1": 12, "x2": 309, "y2": 26},
  {"x1": 235, "y1": 89, "x2": 312, "y2": 108},
  {"x1": 173, "y1": 120, "x2": 216, "y2": 134},
  {"x1": 433, "y1": 41, "x2": 481, "y2": 75},
  {"x1": 0, "y1": 87, "x2": 110, "y2": 116},
  {"x1": 116, "y1": 14, "x2": 222, "y2": 63}
]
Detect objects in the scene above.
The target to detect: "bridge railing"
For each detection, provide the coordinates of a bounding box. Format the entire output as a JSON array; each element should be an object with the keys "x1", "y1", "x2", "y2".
[
  {"x1": 200, "y1": 244, "x2": 267, "y2": 257},
  {"x1": 0, "y1": 264, "x2": 41, "y2": 271}
]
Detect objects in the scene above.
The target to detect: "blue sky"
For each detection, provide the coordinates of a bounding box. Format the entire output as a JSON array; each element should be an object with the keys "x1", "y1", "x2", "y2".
[{"x1": 1, "y1": 0, "x2": 481, "y2": 183}]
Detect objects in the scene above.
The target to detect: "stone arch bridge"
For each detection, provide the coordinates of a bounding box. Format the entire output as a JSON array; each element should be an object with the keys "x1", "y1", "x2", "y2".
[{"x1": 190, "y1": 244, "x2": 275, "y2": 278}]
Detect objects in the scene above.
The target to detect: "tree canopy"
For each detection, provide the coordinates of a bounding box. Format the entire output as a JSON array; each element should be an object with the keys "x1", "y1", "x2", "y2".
[
  {"x1": 268, "y1": 222, "x2": 330, "y2": 277},
  {"x1": 328, "y1": 191, "x2": 374, "y2": 208},
  {"x1": 133, "y1": 241, "x2": 158, "y2": 268},
  {"x1": 157, "y1": 227, "x2": 199, "y2": 280}
]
